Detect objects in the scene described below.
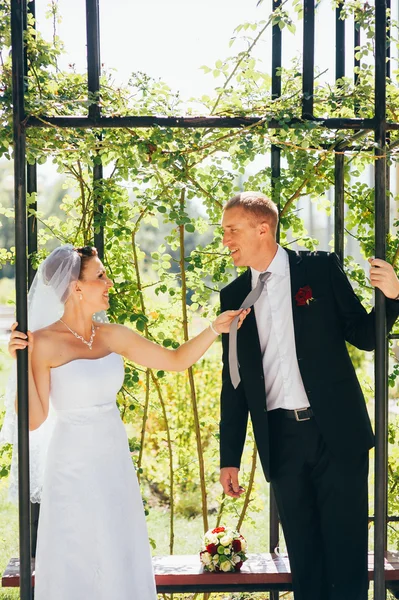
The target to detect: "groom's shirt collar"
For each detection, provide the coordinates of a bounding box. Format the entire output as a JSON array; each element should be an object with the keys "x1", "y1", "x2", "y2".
[{"x1": 250, "y1": 244, "x2": 287, "y2": 285}]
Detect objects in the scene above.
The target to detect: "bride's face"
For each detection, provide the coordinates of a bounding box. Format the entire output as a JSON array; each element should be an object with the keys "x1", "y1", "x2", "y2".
[{"x1": 78, "y1": 256, "x2": 113, "y2": 310}]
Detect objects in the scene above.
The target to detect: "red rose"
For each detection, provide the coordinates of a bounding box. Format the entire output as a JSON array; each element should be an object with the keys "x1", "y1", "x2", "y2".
[
  {"x1": 234, "y1": 561, "x2": 243, "y2": 571},
  {"x1": 295, "y1": 285, "x2": 313, "y2": 306},
  {"x1": 232, "y1": 539, "x2": 242, "y2": 552},
  {"x1": 212, "y1": 526, "x2": 225, "y2": 534},
  {"x1": 206, "y1": 543, "x2": 218, "y2": 555}
]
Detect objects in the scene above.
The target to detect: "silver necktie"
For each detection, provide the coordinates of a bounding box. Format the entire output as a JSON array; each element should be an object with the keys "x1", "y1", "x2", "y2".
[{"x1": 228, "y1": 271, "x2": 270, "y2": 389}]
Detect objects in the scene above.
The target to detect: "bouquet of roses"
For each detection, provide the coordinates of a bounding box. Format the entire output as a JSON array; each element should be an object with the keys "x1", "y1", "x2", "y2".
[{"x1": 200, "y1": 526, "x2": 248, "y2": 573}]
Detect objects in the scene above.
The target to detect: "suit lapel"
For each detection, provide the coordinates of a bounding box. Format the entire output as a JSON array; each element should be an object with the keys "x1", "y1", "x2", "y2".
[{"x1": 286, "y1": 248, "x2": 305, "y2": 352}]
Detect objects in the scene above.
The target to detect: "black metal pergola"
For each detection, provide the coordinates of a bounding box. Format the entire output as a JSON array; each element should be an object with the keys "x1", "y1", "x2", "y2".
[{"x1": 9, "y1": 0, "x2": 395, "y2": 598}]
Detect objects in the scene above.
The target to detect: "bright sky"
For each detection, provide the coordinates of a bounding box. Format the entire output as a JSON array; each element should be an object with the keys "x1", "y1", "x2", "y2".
[
  {"x1": 31, "y1": 0, "x2": 377, "y2": 101},
  {"x1": 28, "y1": 1, "x2": 399, "y2": 221}
]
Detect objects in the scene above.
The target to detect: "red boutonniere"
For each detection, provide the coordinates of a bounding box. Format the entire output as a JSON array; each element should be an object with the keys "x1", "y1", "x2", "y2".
[{"x1": 295, "y1": 285, "x2": 314, "y2": 306}]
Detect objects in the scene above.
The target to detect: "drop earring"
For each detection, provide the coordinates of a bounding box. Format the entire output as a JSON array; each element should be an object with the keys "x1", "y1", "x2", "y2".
[{"x1": 79, "y1": 294, "x2": 83, "y2": 301}]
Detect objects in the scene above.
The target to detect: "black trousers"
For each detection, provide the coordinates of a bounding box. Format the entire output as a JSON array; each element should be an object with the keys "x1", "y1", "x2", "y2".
[{"x1": 268, "y1": 409, "x2": 369, "y2": 600}]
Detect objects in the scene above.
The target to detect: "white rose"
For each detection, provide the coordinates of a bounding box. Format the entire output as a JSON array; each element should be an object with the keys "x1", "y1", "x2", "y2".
[
  {"x1": 240, "y1": 538, "x2": 247, "y2": 552},
  {"x1": 213, "y1": 554, "x2": 220, "y2": 564},
  {"x1": 205, "y1": 533, "x2": 218, "y2": 545},
  {"x1": 233, "y1": 555, "x2": 241, "y2": 564},
  {"x1": 220, "y1": 535, "x2": 233, "y2": 547},
  {"x1": 201, "y1": 552, "x2": 212, "y2": 566},
  {"x1": 221, "y1": 560, "x2": 233, "y2": 572}
]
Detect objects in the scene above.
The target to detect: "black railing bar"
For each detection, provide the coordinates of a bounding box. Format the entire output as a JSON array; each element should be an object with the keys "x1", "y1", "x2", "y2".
[
  {"x1": 334, "y1": 155, "x2": 344, "y2": 263},
  {"x1": 387, "y1": 0, "x2": 391, "y2": 81},
  {"x1": 11, "y1": 0, "x2": 32, "y2": 598},
  {"x1": 270, "y1": 2, "x2": 282, "y2": 594},
  {"x1": 25, "y1": 115, "x2": 381, "y2": 130},
  {"x1": 26, "y1": 0, "x2": 37, "y2": 290},
  {"x1": 334, "y1": 1, "x2": 345, "y2": 264},
  {"x1": 354, "y1": 20, "x2": 360, "y2": 84},
  {"x1": 25, "y1": 0, "x2": 40, "y2": 558},
  {"x1": 386, "y1": 0, "x2": 391, "y2": 235},
  {"x1": 86, "y1": 0, "x2": 101, "y2": 121},
  {"x1": 271, "y1": 0, "x2": 282, "y2": 101},
  {"x1": 85, "y1": 0, "x2": 104, "y2": 259},
  {"x1": 335, "y1": 2, "x2": 345, "y2": 82},
  {"x1": 374, "y1": 0, "x2": 388, "y2": 597},
  {"x1": 269, "y1": 485, "x2": 280, "y2": 600},
  {"x1": 302, "y1": 0, "x2": 315, "y2": 118},
  {"x1": 388, "y1": 334, "x2": 399, "y2": 339},
  {"x1": 354, "y1": 14, "x2": 361, "y2": 115}
]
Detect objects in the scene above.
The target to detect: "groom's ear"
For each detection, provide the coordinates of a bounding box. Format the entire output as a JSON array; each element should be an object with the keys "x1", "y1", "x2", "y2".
[{"x1": 258, "y1": 220, "x2": 270, "y2": 236}]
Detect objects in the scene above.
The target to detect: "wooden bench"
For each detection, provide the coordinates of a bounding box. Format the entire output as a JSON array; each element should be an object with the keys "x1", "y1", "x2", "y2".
[{"x1": 3, "y1": 552, "x2": 399, "y2": 595}]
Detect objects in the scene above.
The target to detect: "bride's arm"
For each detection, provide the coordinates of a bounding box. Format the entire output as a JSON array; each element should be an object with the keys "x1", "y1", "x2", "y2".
[
  {"x1": 107, "y1": 309, "x2": 249, "y2": 372},
  {"x1": 9, "y1": 323, "x2": 50, "y2": 430}
]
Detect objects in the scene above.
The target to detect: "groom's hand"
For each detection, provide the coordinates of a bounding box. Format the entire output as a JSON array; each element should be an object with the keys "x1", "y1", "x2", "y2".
[
  {"x1": 220, "y1": 467, "x2": 245, "y2": 498},
  {"x1": 368, "y1": 258, "x2": 399, "y2": 299}
]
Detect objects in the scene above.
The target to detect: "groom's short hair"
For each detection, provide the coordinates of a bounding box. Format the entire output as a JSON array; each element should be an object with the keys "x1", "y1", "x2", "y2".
[{"x1": 224, "y1": 191, "x2": 279, "y2": 237}]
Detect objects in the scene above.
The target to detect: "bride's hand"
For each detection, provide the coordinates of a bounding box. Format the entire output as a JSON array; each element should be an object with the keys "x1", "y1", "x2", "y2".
[
  {"x1": 211, "y1": 308, "x2": 250, "y2": 335},
  {"x1": 8, "y1": 322, "x2": 33, "y2": 359}
]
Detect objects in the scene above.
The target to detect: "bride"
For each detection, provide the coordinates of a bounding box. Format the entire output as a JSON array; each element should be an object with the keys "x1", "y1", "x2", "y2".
[{"x1": 6, "y1": 244, "x2": 248, "y2": 600}]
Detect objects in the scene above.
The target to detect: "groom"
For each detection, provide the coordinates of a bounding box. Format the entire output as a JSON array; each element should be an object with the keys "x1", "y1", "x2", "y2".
[{"x1": 218, "y1": 191, "x2": 399, "y2": 600}]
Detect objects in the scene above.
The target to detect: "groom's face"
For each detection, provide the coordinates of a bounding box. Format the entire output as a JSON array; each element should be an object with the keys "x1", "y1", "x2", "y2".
[{"x1": 222, "y1": 207, "x2": 266, "y2": 268}]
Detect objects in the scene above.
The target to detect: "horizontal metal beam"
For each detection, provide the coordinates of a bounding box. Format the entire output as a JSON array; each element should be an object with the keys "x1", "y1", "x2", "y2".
[{"x1": 25, "y1": 115, "x2": 381, "y2": 130}]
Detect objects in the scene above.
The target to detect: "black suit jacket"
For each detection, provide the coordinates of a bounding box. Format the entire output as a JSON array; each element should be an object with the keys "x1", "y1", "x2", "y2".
[{"x1": 219, "y1": 249, "x2": 399, "y2": 481}]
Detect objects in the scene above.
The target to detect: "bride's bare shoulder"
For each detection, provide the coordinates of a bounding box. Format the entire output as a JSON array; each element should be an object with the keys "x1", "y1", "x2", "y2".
[
  {"x1": 31, "y1": 322, "x2": 65, "y2": 358},
  {"x1": 33, "y1": 321, "x2": 63, "y2": 338}
]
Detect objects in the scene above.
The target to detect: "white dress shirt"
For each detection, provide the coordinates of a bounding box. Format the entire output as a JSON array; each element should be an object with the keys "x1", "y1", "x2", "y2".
[{"x1": 251, "y1": 245, "x2": 310, "y2": 412}]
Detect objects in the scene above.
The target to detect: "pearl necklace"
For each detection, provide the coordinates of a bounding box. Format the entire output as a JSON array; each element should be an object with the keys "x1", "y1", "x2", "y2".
[{"x1": 59, "y1": 319, "x2": 96, "y2": 350}]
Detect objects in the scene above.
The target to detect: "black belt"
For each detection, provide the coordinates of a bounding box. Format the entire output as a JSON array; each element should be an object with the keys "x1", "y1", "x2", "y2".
[{"x1": 274, "y1": 408, "x2": 314, "y2": 422}]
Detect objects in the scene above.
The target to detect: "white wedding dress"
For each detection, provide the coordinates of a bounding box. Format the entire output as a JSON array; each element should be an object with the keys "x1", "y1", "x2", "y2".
[{"x1": 34, "y1": 352, "x2": 157, "y2": 600}]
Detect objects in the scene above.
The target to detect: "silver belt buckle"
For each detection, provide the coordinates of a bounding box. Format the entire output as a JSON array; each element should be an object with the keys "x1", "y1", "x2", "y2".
[{"x1": 294, "y1": 408, "x2": 310, "y2": 422}]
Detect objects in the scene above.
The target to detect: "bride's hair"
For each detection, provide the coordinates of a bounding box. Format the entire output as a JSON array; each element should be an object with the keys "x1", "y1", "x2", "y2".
[{"x1": 74, "y1": 246, "x2": 98, "y2": 280}]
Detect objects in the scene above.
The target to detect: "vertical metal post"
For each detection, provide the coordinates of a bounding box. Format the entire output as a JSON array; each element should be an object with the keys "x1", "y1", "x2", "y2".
[
  {"x1": 302, "y1": 0, "x2": 315, "y2": 118},
  {"x1": 353, "y1": 12, "x2": 361, "y2": 116},
  {"x1": 86, "y1": 0, "x2": 104, "y2": 259},
  {"x1": 270, "y1": 2, "x2": 282, "y2": 598},
  {"x1": 25, "y1": 0, "x2": 40, "y2": 558},
  {"x1": 11, "y1": 0, "x2": 32, "y2": 598},
  {"x1": 374, "y1": 1, "x2": 388, "y2": 599},
  {"x1": 27, "y1": 157, "x2": 39, "y2": 558},
  {"x1": 334, "y1": 2, "x2": 345, "y2": 263},
  {"x1": 385, "y1": 0, "x2": 391, "y2": 235}
]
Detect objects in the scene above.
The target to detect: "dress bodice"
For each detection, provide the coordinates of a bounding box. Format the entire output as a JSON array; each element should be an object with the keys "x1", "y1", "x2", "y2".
[
  {"x1": 36, "y1": 349, "x2": 158, "y2": 600},
  {"x1": 50, "y1": 353, "x2": 125, "y2": 412}
]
